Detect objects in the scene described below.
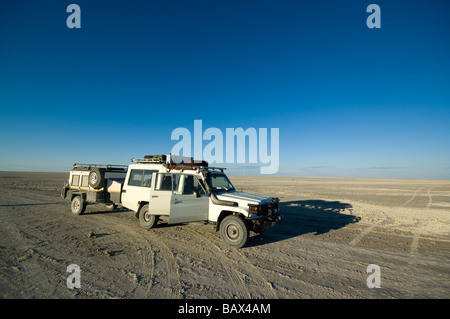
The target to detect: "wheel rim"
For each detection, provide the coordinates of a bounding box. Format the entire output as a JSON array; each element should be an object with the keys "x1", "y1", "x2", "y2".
[
  {"x1": 226, "y1": 223, "x2": 240, "y2": 241},
  {"x1": 73, "y1": 199, "x2": 80, "y2": 211},
  {"x1": 90, "y1": 173, "x2": 98, "y2": 184},
  {"x1": 143, "y1": 210, "x2": 151, "y2": 222}
]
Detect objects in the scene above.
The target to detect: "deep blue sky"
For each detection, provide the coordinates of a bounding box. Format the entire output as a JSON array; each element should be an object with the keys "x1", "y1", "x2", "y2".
[{"x1": 0, "y1": 0, "x2": 449, "y2": 178}]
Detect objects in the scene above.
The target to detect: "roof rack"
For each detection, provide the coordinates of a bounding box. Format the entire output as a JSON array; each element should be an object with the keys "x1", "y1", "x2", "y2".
[
  {"x1": 167, "y1": 163, "x2": 209, "y2": 171},
  {"x1": 73, "y1": 163, "x2": 128, "y2": 171},
  {"x1": 130, "y1": 155, "x2": 227, "y2": 172}
]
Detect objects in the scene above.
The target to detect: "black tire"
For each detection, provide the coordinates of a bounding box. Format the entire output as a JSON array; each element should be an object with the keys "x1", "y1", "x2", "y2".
[
  {"x1": 89, "y1": 168, "x2": 105, "y2": 189},
  {"x1": 219, "y1": 215, "x2": 249, "y2": 248},
  {"x1": 71, "y1": 196, "x2": 86, "y2": 215},
  {"x1": 139, "y1": 204, "x2": 158, "y2": 229}
]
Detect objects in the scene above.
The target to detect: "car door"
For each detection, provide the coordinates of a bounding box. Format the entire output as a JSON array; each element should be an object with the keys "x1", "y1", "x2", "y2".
[
  {"x1": 147, "y1": 173, "x2": 173, "y2": 216},
  {"x1": 169, "y1": 174, "x2": 209, "y2": 224}
]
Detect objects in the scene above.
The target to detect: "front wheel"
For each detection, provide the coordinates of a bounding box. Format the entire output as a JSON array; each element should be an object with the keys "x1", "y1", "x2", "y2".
[
  {"x1": 219, "y1": 215, "x2": 249, "y2": 248},
  {"x1": 139, "y1": 204, "x2": 158, "y2": 229}
]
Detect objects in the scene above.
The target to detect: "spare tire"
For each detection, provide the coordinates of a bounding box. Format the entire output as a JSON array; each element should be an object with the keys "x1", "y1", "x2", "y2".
[{"x1": 89, "y1": 168, "x2": 105, "y2": 189}]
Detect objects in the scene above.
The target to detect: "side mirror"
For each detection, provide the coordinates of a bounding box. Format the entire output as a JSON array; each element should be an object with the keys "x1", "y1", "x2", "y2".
[{"x1": 194, "y1": 189, "x2": 201, "y2": 198}]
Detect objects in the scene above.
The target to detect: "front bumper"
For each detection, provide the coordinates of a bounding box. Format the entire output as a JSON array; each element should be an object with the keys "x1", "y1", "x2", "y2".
[
  {"x1": 252, "y1": 213, "x2": 282, "y2": 233},
  {"x1": 249, "y1": 197, "x2": 282, "y2": 233}
]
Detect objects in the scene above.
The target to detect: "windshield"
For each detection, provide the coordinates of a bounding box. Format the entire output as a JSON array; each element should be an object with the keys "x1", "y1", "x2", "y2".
[{"x1": 207, "y1": 173, "x2": 235, "y2": 192}]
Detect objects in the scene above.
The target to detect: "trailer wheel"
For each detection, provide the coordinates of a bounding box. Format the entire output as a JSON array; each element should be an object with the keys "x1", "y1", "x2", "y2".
[
  {"x1": 139, "y1": 204, "x2": 157, "y2": 229},
  {"x1": 71, "y1": 196, "x2": 86, "y2": 215},
  {"x1": 105, "y1": 204, "x2": 118, "y2": 211},
  {"x1": 219, "y1": 215, "x2": 249, "y2": 248},
  {"x1": 89, "y1": 168, "x2": 105, "y2": 189}
]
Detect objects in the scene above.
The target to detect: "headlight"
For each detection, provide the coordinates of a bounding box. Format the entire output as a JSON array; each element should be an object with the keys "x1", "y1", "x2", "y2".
[{"x1": 248, "y1": 205, "x2": 261, "y2": 215}]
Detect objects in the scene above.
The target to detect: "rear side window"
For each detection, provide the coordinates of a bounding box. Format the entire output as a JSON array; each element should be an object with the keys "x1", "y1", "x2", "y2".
[
  {"x1": 142, "y1": 170, "x2": 154, "y2": 187},
  {"x1": 71, "y1": 175, "x2": 80, "y2": 186},
  {"x1": 81, "y1": 175, "x2": 89, "y2": 187},
  {"x1": 128, "y1": 170, "x2": 143, "y2": 186},
  {"x1": 128, "y1": 170, "x2": 156, "y2": 187}
]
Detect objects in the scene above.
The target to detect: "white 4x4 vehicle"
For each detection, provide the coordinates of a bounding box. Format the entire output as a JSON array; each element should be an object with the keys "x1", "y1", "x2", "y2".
[{"x1": 62, "y1": 155, "x2": 281, "y2": 248}]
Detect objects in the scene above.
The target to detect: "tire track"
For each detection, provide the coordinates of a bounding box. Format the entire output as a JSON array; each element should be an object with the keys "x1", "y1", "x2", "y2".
[
  {"x1": 186, "y1": 225, "x2": 279, "y2": 298},
  {"x1": 233, "y1": 248, "x2": 279, "y2": 298},
  {"x1": 426, "y1": 186, "x2": 434, "y2": 209},
  {"x1": 82, "y1": 214, "x2": 161, "y2": 298},
  {"x1": 61, "y1": 209, "x2": 181, "y2": 298},
  {"x1": 183, "y1": 226, "x2": 251, "y2": 298},
  {"x1": 350, "y1": 186, "x2": 424, "y2": 249},
  {"x1": 144, "y1": 229, "x2": 182, "y2": 298},
  {"x1": 349, "y1": 210, "x2": 387, "y2": 247},
  {"x1": 122, "y1": 230, "x2": 155, "y2": 298},
  {"x1": 408, "y1": 221, "x2": 425, "y2": 268},
  {"x1": 0, "y1": 220, "x2": 58, "y2": 298},
  {"x1": 401, "y1": 187, "x2": 422, "y2": 207},
  {"x1": 407, "y1": 186, "x2": 434, "y2": 268}
]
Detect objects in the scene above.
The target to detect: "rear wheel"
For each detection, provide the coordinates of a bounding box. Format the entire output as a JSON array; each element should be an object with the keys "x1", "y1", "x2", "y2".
[
  {"x1": 139, "y1": 204, "x2": 158, "y2": 229},
  {"x1": 71, "y1": 196, "x2": 86, "y2": 215},
  {"x1": 219, "y1": 215, "x2": 249, "y2": 248}
]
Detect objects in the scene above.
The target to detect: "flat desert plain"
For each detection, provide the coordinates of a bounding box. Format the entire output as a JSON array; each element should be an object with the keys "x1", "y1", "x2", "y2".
[{"x1": 0, "y1": 172, "x2": 449, "y2": 298}]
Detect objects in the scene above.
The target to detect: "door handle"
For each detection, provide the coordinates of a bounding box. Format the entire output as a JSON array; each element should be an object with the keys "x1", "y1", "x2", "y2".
[
  {"x1": 174, "y1": 200, "x2": 182, "y2": 204},
  {"x1": 152, "y1": 195, "x2": 158, "y2": 198}
]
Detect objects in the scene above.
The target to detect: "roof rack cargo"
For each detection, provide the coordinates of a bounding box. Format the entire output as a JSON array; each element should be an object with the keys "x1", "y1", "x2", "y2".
[
  {"x1": 131, "y1": 154, "x2": 208, "y2": 166},
  {"x1": 205, "y1": 167, "x2": 226, "y2": 173},
  {"x1": 131, "y1": 157, "x2": 166, "y2": 164}
]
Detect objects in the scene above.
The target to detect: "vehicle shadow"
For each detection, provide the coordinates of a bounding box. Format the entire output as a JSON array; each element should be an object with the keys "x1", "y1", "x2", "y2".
[
  {"x1": 0, "y1": 202, "x2": 60, "y2": 207},
  {"x1": 84, "y1": 205, "x2": 131, "y2": 215},
  {"x1": 247, "y1": 199, "x2": 360, "y2": 248}
]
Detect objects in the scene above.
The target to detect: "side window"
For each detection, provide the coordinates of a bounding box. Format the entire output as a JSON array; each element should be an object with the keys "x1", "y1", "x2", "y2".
[
  {"x1": 173, "y1": 174, "x2": 182, "y2": 194},
  {"x1": 72, "y1": 174, "x2": 80, "y2": 186},
  {"x1": 81, "y1": 175, "x2": 89, "y2": 187},
  {"x1": 128, "y1": 170, "x2": 143, "y2": 186},
  {"x1": 183, "y1": 175, "x2": 195, "y2": 195},
  {"x1": 172, "y1": 175, "x2": 206, "y2": 195},
  {"x1": 156, "y1": 174, "x2": 172, "y2": 191},
  {"x1": 128, "y1": 170, "x2": 156, "y2": 187},
  {"x1": 142, "y1": 170, "x2": 155, "y2": 187}
]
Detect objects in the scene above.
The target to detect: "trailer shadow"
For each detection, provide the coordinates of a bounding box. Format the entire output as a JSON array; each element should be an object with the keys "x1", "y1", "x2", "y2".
[
  {"x1": 247, "y1": 199, "x2": 360, "y2": 248},
  {"x1": 84, "y1": 205, "x2": 131, "y2": 215}
]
